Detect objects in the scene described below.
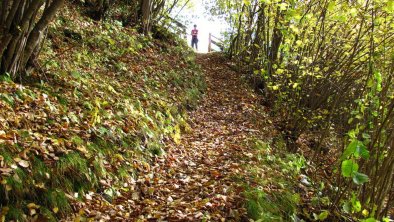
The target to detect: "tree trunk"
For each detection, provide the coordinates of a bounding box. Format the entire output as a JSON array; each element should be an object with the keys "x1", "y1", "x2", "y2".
[
  {"x1": 21, "y1": 0, "x2": 65, "y2": 70},
  {"x1": 140, "y1": 0, "x2": 152, "y2": 35},
  {"x1": 0, "y1": 0, "x2": 64, "y2": 79}
]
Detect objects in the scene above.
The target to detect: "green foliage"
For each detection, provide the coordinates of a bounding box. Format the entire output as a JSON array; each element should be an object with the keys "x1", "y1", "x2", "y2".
[
  {"x1": 245, "y1": 188, "x2": 299, "y2": 221},
  {"x1": 244, "y1": 140, "x2": 303, "y2": 221},
  {"x1": 341, "y1": 140, "x2": 369, "y2": 160},
  {"x1": 220, "y1": 0, "x2": 394, "y2": 219},
  {"x1": 352, "y1": 172, "x2": 369, "y2": 185},
  {"x1": 341, "y1": 160, "x2": 359, "y2": 178}
]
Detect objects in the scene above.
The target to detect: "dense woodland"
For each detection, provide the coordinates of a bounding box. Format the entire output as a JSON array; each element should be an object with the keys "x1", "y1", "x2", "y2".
[{"x1": 0, "y1": 0, "x2": 393, "y2": 221}]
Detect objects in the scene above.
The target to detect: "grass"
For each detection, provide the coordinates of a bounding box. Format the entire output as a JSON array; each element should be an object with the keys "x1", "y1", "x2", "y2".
[
  {"x1": 42, "y1": 189, "x2": 71, "y2": 214},
  {"x1": 147, "y1": 142, "x2": 165, "y2": 156},
  {"x1": 39, "y1": 207, "x2": 57, "y2": 222},
  {"x1": 5, "y1": 168, "x2": 29, "y2": 200},
  {"x1": 92, "y1": 155, "x2": 108, "y2": 178},
  {"x1": 31, "y1": 157, "x2": 51, "y2": 181},
  {"x1": 54, "y1": 152, "x2": 96, "y2": 195},
  {"x1": 5, "y1": 206, "x2": 25, "y2": 222},
  {"x1": 245, "y1": 188, "x2": 300, "y2": 221},
  {"x1": 243, "y1": 139, "x2": 305, "y2": 221},
  {"x1": 117, "y1": 166, "x2": 131, "y2": 182}
]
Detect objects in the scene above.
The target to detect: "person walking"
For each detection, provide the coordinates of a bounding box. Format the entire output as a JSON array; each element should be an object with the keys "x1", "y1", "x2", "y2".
[{"x1": 191, "y1": 24, "x2": 198, "y2": 50}]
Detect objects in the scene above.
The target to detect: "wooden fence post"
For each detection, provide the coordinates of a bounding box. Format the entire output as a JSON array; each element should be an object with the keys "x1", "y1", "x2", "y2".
[{"x1": 208, "y1": 33, "x2": 212, "y2": 52}]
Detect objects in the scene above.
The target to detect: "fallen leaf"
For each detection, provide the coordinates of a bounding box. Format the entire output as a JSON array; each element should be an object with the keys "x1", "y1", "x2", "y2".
[{"x1": 17, "y1": 160, "x2": 30, "y2": 168}]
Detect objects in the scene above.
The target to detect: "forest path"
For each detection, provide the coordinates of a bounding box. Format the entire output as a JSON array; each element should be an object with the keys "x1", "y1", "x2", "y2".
[
  {"x1": 129, "y1": 53, "x2": 268, "y2": 220},
  {"x1": 75, "y1": 53, "x2": 270, "y2": 221}
]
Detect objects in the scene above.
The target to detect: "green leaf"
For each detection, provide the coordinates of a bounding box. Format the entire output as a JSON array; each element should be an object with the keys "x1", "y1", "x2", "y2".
[
  {"x1": 353, "y1": 200, "x2": 362, "y2": 212},
  {"x1": 341, "y1": 140, "x2": 369, "y2": 160},
  {"x1": 343, "y1": 202, "x2": 351, "y2": 213},
  {"x1": 353, "y1": 172, "x2": 369, "y2": 185},
  {"x1": 71, "y1": 71, "x2": 81, "y2": 79},
  {"x1": 355, "y1": 142, "x2": 369, "y2": 159},
  {"x1": 328, "y1": 2, "x2": 336, "y2": 11},
  {"x1": 341, "y1": 140, "x2": 357, "y2": 160},
  {"x1": 318, "y1": 210, "x2": 329, "y2": 221},
  {"x1": 341, "y1": 160, "x2": 358, "y2": 177}
]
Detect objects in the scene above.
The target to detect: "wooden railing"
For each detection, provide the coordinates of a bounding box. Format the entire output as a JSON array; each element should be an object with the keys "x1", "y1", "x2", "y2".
[{"x1": 208, "y1": 33, "x2": 224, "y2": 52}]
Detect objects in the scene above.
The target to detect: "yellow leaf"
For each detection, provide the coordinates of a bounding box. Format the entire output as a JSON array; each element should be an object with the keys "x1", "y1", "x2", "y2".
[
  {"x1": 172, "y1": 125, "x2": 181, "y2": 144},
  {"x1": 74, "y1": 216, "x2": 81, "y2": 222},
  {"x1": 27, "y1": 203, "x2": 39, "y2": 209},
  {"x1": 114, "y1": 154, "x2": 125, "y2": 161}
]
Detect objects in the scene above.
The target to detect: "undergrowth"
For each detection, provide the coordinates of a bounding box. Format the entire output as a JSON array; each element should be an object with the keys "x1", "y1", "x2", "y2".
[{"x1": 243, "y1": 138, "x2": 306, "y2": 221}]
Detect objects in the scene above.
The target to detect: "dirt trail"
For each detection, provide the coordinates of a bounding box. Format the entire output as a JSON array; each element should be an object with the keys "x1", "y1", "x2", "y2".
[
  {"x1": 128, "y1": 53, "x2": 267, "y2": 221},
  {"x1": 73, "y1": 53, "x2": 269, "y2": 221}
]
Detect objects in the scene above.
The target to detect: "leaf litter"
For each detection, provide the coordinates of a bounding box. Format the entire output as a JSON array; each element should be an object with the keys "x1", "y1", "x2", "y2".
[{"x1": 69, "y1": 53, "x2": 273, "y2": 221}]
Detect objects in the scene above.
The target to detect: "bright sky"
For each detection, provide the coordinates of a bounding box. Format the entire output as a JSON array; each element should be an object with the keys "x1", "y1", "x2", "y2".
[{"x1": 173, "y1": 0, "x2": 228, "y2": 53}]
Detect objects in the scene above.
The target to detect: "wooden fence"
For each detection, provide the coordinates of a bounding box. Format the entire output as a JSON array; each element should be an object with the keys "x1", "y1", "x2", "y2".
[{"x1": 208, "y1": 33, "x2": 224, "y2": 52}]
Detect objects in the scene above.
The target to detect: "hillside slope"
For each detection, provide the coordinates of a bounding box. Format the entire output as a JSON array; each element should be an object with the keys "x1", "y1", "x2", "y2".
[{"x1": 0, "y1": 5, "x2": 205, "y2": 221}]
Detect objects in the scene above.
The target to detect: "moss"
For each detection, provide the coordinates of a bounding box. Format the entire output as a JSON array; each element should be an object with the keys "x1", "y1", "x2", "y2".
[
  {"x1": 71, "y1": 135, "x2": 84, "y2": 146},
  {"x1": 147, "y1": 142, "x2": 164, "y2": 156},
  {"x1": 243, "y1": 139, "x2": 305, "y2": 221}
]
